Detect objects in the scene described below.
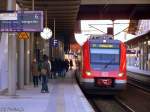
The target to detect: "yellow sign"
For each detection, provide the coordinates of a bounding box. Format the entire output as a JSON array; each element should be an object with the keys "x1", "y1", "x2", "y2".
[
  {"x1": 100, "y1": 44, "x2": 113, "y2": 48},
  {"x1": 18, "y1": 32, "x2": 29, "y2": 40},
  {"x1": 92, "y1": 44, "x2": 113, "y2": 48}
]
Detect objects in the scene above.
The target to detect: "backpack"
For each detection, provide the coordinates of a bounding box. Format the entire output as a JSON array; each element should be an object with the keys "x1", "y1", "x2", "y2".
[{"x1": 41, "y1": 62, "x2": 48, "y2": 75}]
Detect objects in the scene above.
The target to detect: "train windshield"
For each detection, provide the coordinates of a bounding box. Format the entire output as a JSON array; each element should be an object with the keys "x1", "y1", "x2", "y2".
[{"x1": 90, "y1": 48, "x2": 120, "y2": 71}]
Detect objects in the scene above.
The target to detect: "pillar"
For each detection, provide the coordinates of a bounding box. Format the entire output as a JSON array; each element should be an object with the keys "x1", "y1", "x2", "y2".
[
  {"x1": 18, "y1": 40, "x2": 24, "y2": 89},
  {"x1": 8, "y1": 33, "x2": 17, "y2": 95},
  {"x1": 7, "y1": 0, "x2": 16, "y2": 96},
  {"x1": 25, "y1": 39, "x2": 30, "y2": 85},
  {"x1": 30, "y1": 34, "x2": 34, "y2": 82},
  {"x1": 30, "y1": 34, "x2": 35, "y2": 61}
]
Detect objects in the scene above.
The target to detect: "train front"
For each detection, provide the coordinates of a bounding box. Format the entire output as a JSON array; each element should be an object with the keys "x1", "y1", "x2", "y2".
[{"x1": 80, "y1": 37, "x2": 127, "y2": 94}]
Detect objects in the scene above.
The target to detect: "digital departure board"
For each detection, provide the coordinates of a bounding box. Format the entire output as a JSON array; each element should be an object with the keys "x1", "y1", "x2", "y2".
[{"x1": 0, "y1": 11, "x2": 43, "y2": 32}]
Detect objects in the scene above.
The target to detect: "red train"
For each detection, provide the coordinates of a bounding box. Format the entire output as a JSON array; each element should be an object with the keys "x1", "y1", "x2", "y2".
[{"x1": 76, "y1": 35, "x2": 127, "y2": 94}]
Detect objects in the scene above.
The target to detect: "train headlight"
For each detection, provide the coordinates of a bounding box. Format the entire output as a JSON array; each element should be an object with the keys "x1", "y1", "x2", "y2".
[
  {"x1": 86, "y1": 71, "x2": 91, "y2": 76},
  {"x1": 118, "y1": 73, "x2": 124, "y2": 77},
  {"x1": 103, "y1": 39, "x2": 106, "y2": 43}
]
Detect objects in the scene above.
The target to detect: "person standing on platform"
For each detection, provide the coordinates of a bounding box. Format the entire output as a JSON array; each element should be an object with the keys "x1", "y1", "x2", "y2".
[
  {"x1": 31, "y1": 58, "x2": 39, "y2": 87},
  {"x1": 50, "y1": 58, "x2": 55, "y2": 79},
  {"x1": 41, "y1": 55, "x2": 50, "y2": 93},
  {"x1": 38, "y1": 59, "x2": 42, "y2": 82},
  {"x1": 53, "y1": 58, "x2": 57, "y2": 79},
  {"x1": 70, "y1": 59, "x2": 73, "y2": 70},
  {"x1": 48, "y1": 59, "x2": 52, "y2": 79}
]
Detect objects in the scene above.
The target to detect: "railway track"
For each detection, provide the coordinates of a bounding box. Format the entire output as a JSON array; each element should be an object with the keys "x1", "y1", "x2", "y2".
[
  {"x1": 87, "y1": 74, "x2": 150, "y2": 112},
  {"x1": 76, "y1": 71, "x2": 150, "y2": 112},
  {"x1": 127, "y1": 72, "x2": 150, "y2": 93},
  {"x1": 114, "y1": 97, "x2": 135, "y2": 112},
  {"x1": 88, "y1": 96, "x2": 135, "y2": 112}
]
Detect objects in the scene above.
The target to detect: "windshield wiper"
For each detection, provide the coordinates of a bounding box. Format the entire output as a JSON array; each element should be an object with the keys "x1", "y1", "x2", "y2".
[{"x1": 104, "y1": 59, "x2": 114, "y2": 69}]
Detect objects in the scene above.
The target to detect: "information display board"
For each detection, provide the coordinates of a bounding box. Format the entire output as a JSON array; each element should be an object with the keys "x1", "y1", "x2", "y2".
[
  {"x1": 0, "y1": 12, "x2": 17, "y2": 20},
  {"x1": 0, "y1": 11, "x2": 43, "y2": 32}
]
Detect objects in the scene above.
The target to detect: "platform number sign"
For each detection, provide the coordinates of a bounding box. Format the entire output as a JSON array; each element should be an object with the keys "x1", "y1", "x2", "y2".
[{"x1": 51, "y1": 39, "x2": 58, "y2": 47}]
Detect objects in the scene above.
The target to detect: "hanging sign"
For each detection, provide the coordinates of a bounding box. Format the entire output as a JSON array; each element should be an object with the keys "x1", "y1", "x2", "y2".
[
  {"x1": 51, "y1": 39, "x2": 58, "y2": 47},
  {"x1": 18, "y1": 32, "x2": 29, "y2": 40},
  {"x1": 0, "y1": 12, "x2": 17, "y2": 20},
  {"x1": 0, "y1": 11, "x2": 43, "y2": 32}
]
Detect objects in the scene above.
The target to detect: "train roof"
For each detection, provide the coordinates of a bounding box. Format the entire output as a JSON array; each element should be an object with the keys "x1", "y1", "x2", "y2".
[{"x1": 88, "y1": 35, "x2": 121, "y2": 44}]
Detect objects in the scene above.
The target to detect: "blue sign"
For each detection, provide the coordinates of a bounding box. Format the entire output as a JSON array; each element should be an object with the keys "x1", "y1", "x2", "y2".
[
  {"x1": 51, "y1": 39, "x2": 59, "y2": 47},
  {"x1": 0, "y1": 11, "x2": 43, "y2": 32}
]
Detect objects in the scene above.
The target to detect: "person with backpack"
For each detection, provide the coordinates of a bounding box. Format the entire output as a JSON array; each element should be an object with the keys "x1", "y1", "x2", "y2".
[{"x1": 41, "y1": 55, "x2": 50, "y2": 93}]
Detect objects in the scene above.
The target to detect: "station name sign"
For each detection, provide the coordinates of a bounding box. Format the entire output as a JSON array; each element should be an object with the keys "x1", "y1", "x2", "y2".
[{"x1": 0, "y1": 11, "x2": 43, "y2": 32}]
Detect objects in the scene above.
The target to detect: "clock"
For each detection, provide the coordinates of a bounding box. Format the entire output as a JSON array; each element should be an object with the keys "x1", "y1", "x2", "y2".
[{"x1": 40, "y1": 27, "x2": 52, "y2": 39}]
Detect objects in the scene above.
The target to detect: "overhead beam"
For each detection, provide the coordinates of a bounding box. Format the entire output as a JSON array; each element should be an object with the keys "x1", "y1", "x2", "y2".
[
  {"x1": 78, "y1": 4, "x2": 150, "y2": 20},
  {"x1": 49, "y1": 27, "x2": 74, "y2": 30},
  {"x1": 0, "y1": 0, "x2": 7, "y2": 11},
  {"x1": 22, "y1": 0, "x2": 80, "y2": 5},
  {"x1": 23, "y1": 5, "x2": 79, "y2": 10},
  {"x1": 48, "y1": 22, "x2": 76, "y2": 25},
  {"x1": 47, "y1": 10, "x2": 78, "y2": 14},
  {"x1": 23, "y1": 7, "x2": 79, "y2": 12},
  {"x1": 47, "y1": 17, "x2": 77, "y2": 21},
  {"x1": 49, "y1": 26, "x2": 74, "y2": 29},
  {"x1": 81, "y1": 0, "x2": 150, "y2": 4},
  {"x1": 47, "y1": 14, "x2": 77, "y2": 17},
  {"x1": 48, "y1": 21, "x2": 75, "y2": 24}
]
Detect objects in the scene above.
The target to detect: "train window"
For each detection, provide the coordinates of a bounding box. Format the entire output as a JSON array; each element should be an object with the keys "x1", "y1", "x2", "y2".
[{"x1": 90, "y1": 48, "x2": 120, "y2": 71}]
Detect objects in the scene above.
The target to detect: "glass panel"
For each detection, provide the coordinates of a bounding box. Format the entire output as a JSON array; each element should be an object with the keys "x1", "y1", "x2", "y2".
[
  {"x1": 90, "y1": 48, "x2": 119, "y2": 54},
  {"x1": 90, "y1": 48, "x2": 120, "y2": 71}
]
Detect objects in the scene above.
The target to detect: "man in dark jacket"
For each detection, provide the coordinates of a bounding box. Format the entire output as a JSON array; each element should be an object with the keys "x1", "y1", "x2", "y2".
[{"x1": 41, "y1": 55, "x2": 50, "y2": 93}]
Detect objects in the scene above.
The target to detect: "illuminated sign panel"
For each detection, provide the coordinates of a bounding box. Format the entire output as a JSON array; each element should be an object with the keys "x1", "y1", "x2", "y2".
[
  {"x1": 51, "y1": 39, "x2": 59, "y2": 48},
  {"x1": 99, "y1": 44, "x2": 113, "y2": 48},
  {"x1": 0, "y1": 12, "x2": 17, "y2": 20},
  {"x1": 0, "y1": 11, "x2": 43, "y2": 32},
  {"x1": 91, "y1": 44, "x2": 119, "y2": 48}
]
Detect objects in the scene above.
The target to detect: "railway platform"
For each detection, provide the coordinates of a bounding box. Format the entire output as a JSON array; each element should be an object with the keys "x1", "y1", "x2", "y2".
[
  {"x1": 0, "y1": 70, "x2": 95, "y2": 112},
  {"x1": 127, "y1": 66, "x2": 150, "y2": 85},
  {"x1": 127, "y1": 66, "x2": 150, "y2": 76}
]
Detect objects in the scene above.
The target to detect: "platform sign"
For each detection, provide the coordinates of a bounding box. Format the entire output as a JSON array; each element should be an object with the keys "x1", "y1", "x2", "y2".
[
  {"x1": 18, "y1": 32, "x2": 29, "y2": 40},
  {"x1": 0, "y1": 12, "x2": 17, "y2": 20},
  {"x1": 0, "y1": 11, "x2": 43, "y2": 32},
  {"x1": 51, "y1": 39, "x2": 59, "y2": 47}
]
